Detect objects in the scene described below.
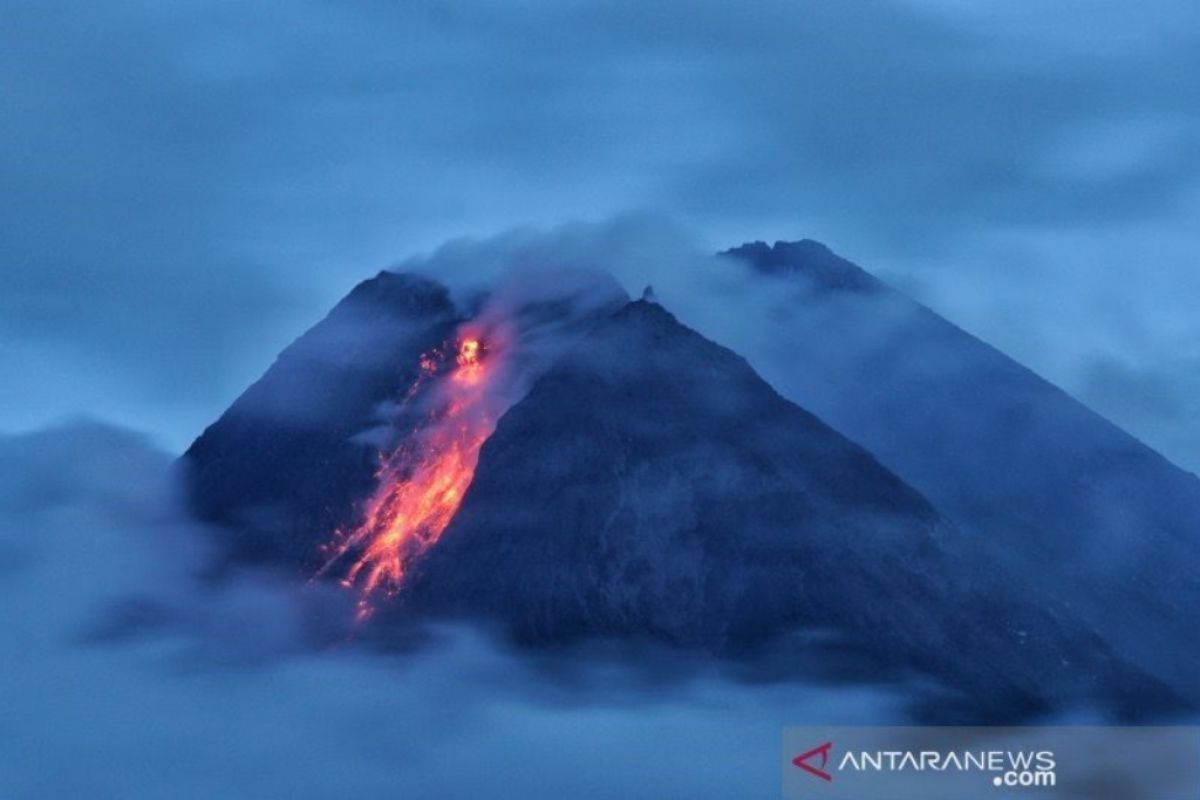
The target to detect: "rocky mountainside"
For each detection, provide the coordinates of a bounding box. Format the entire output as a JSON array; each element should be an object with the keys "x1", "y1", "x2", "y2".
[{"x1": 184, "y1": 272, "x2": 462, "y2": 565}]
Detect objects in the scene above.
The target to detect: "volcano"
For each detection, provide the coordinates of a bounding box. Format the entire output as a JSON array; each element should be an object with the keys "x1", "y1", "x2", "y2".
[{"x1": 183, "y1": 251, "x2": 1187, "y2": 719}]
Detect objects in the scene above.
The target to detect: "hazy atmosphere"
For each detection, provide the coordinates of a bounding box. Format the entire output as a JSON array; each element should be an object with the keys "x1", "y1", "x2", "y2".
[{"x1": 3, "y1": 0, "x2": 1198, "y2": 470}]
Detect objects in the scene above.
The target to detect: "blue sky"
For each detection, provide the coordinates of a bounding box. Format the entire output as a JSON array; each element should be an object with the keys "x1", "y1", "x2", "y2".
[{"x1": 3, "y1": 0, "x2": 1198, "y2": 469}]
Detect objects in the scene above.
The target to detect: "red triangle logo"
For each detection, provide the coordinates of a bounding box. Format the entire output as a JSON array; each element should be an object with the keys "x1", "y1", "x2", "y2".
[{"x1": 792, "y1": 741, "x2": 833, "y2": 782}]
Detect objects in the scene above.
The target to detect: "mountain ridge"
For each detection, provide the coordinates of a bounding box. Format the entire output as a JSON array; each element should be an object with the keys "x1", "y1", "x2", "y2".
[{"x1": 722, "y1": 238, "x2": 1200, "y2": 702}]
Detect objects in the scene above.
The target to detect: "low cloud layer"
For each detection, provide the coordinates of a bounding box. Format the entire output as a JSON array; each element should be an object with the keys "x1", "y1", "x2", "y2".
[{"x1": 0, "y1": 422, "x2": 903, "y2": 797}]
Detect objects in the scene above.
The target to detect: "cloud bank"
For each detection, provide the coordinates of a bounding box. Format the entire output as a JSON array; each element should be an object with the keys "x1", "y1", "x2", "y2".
[{"x1": 0, "y1": 422, "x2": 902, "y2": 798}]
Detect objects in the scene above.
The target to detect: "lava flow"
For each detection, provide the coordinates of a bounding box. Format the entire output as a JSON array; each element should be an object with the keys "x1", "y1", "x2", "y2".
[{"x1": 316, "y1": 331, "x2": 500, "y2": 621}]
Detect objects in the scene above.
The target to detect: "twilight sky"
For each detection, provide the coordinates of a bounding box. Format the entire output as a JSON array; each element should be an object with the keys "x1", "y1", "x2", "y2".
[{"x1": 3, "y1": 0, "x2": 1198, "y2": 469}]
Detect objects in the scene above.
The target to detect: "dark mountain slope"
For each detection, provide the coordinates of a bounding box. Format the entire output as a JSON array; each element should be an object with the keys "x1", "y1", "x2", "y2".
[
  {"x1": 183, "y1": 272, "x2": 461, "y2": 565},
  {"x1": 723, "y1": 240, "x2": 1200, "y2": 700},
  {"x1": 402, "y1": 300, "x2": 1174, "y2": 718}
]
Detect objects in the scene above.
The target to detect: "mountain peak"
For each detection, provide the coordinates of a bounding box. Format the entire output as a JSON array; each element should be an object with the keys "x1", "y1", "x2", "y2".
[{"x1": 722, "y1": 239, "x2": 881, "y2": 294}]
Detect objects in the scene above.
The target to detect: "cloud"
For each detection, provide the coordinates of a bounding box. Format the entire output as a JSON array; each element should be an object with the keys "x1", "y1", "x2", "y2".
[
  {"x1": 3, "y1": 0, "x2": 1198, "y2": 460},
  {"x1": 0, "y1": 421, "x2": 903, "y2": 797}
]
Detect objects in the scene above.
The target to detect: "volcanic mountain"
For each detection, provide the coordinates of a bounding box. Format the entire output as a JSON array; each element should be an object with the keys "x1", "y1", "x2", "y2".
[
  {"x1": 722, "y1": 240, "x2": 1200, "y2": 704},
  {"x1": 183, "y1": 263, "x2": 1182, "y2": 719}
]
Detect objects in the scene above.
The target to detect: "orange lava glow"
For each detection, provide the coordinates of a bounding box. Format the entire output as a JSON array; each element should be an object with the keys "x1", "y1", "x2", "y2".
[{"x1": 317, "y1": 333, "x2": 498, "y2": 622}]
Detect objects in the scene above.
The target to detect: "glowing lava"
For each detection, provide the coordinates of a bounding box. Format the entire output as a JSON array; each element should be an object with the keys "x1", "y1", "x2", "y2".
[{"x1": 317, "y1": 333, "x2": 499, "y2": 621}]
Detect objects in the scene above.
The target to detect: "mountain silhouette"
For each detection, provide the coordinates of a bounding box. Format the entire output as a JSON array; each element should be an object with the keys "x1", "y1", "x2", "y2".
[{"x1": 182, "y1": 265, "x2": 1185, "y2": 719}]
